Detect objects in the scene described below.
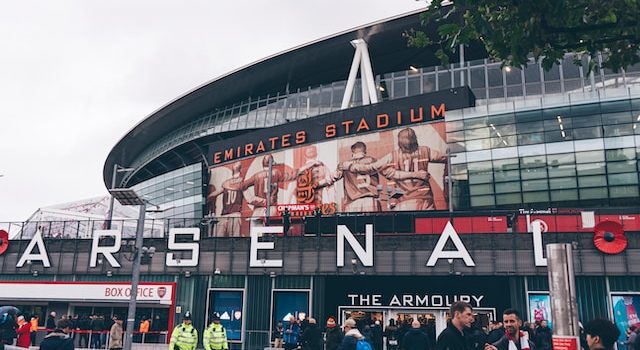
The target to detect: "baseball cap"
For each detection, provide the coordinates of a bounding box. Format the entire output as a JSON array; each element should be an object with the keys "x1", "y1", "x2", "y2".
[{"x1": 342, "y1": 318, "x2": 356, "y2": 329}]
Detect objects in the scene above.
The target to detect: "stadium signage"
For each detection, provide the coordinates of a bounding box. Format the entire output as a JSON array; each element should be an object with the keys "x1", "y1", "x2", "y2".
[
  {"x1": 346, "y1": 293, "x2": 485, "y2": 307},
  {"x1": 13, "y1": 220, "x2": 551, "y2": 270},
  {"x1": 208, "y1": 87, "x2": 475, "y2": 165}
]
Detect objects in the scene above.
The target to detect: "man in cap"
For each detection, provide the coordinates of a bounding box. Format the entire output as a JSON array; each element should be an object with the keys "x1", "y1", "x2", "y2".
[
  {"x1": 337, "y1": 318, "x2": 367, "y2": 350},
  {"x1": 169, "y1": 311, "x2": 198, "y2": 350},
  {"x1": 204, "y1": 314, "x2": 228, "y2": 350}
]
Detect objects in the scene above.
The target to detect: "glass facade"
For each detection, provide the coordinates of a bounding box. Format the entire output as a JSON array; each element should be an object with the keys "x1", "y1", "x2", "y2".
[
  {"x1": 125, "y1": 55, "x2": 640, "y2": 177},
  {"x1": 131, "y1": 163, "x2": 203, "y2": 220},
  {"x1": 447, "y1": 98, "x2": 640, "y2": 209}
]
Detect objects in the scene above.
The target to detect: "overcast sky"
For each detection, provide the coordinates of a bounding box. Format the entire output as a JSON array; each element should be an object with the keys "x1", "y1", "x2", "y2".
[{"x1": 0, "y1": 1, "x2": 426, "y2": 221}]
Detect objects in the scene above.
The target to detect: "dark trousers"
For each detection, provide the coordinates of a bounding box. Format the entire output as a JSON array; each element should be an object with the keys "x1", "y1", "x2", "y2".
[
  {"x1": 30, "y1": 332, "x2": 37, "y2": 346},
  {"x1": 91, "y1": 332, "x2": 102, "y2": 348},
  {"x1": 79, "y1": 333, "x2": 90, "y2": 348},
  {"x1": 285, "y1": 343, "x2": 298, "y2": 350}
]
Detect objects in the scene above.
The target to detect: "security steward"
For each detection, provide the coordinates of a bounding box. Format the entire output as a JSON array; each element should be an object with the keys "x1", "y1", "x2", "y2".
[
  {"x1": 169, "y1": 311, "x2": 198, "y2": 350},
  {"x1": 204, "y1": 314, "x2": 229, "y2": 350}
]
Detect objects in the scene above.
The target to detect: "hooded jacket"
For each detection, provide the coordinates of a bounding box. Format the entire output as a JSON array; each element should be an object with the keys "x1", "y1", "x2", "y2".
[
  {"x1": 39, "y1": 330, "x2": 74, "y2": 350},
  {"x1": 338, "y1": 328, "x2": 365, "y2": 350}
]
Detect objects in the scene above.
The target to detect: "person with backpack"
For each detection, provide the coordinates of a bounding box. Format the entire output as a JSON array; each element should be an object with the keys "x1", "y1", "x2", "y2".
[
  {"x1": 169, "y1": 311, "x2": 198, "y2": 350},
  {"x1": 204, "y1": 314, "x2": 228, "y2": 350},
  {"x1": 337, "y1": 318, "x2": 372, "y2": 350}
]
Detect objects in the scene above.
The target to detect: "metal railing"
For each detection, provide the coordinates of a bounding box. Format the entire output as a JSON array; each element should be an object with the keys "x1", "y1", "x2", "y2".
[{"x1": 3, "y1": 207, "x2": 640, "y2": 240}]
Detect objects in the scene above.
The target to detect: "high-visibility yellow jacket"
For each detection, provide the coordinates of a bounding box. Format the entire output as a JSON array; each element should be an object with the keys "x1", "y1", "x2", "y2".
[
  {"x1": 169, "y1": 323, "x2": 198, "y2": 350},
  {"x1": 203, "y1": 323, "x2": 228, "y2": 350}
]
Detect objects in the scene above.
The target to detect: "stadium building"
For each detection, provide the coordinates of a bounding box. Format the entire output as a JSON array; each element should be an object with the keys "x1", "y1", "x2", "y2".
[{"x1": 2, "y1": 9, "x2": 640, "y2": 349}]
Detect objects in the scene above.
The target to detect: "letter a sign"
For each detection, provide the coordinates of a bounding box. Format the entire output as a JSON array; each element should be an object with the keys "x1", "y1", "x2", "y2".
[{"x1": 426, "y1": 221, "x2": 475, "y2": 267}]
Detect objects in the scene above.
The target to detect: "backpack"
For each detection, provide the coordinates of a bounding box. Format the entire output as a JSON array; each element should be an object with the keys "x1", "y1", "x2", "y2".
[{"x1": 357, "y1": 338, "x2": 373, "y2": 350}]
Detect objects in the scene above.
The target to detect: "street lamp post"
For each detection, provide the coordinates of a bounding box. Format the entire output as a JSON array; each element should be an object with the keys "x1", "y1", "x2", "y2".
[
  {"x1": 109, "y1": 188, "x2": 146, "y2": 350},
  {"x1": 106, "y1": 164, "x2": 135, "y2": 229}
]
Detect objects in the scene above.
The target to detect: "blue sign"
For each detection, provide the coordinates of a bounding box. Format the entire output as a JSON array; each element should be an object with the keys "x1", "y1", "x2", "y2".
[{"x1": 208, "y1": 290, "x2": 243, "y2": 341}]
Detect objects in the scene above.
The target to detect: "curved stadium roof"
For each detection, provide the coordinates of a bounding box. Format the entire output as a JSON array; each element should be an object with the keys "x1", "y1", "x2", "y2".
[{"x1": 103, "y1": 9, "x2": 487, "y2": 189}]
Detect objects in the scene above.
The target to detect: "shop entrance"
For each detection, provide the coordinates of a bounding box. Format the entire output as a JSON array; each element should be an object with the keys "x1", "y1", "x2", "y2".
[{"x1": 339, "y1": 306, "x2": 496, "y2": 340}]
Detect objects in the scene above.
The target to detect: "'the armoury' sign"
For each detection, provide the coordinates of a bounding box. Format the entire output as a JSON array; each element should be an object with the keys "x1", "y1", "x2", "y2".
[{"x1": 13, "y1": 221, "x2": 549, "y2": 270}]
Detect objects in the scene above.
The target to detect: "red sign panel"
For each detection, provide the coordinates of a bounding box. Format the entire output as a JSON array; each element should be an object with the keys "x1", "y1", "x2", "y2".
[{"x1": 552, "y1": 336, "x2": 579, "y2": 350}]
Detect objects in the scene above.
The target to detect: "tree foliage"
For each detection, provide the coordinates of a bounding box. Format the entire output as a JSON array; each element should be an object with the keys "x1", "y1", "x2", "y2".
[{"x1": 406, "y1": 0, "x2": 640, "y2": 72}]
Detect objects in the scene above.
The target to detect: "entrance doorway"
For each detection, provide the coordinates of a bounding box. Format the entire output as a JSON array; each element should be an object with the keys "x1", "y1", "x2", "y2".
[{"x1": 339, "y1": 306, "x2": 496, "y2": 340}]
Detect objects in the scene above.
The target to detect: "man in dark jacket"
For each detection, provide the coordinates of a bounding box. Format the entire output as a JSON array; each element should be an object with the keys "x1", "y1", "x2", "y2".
[
  {"x1": 437, "y1": 302, "x2": 474, "y2": 350},
  {"x1": 487, "y1": 322, "x2": 504, "y2": 344},
  {"x1": 40, "y1": 319, "x2": 74, "y2": 350},
  {"x1": 485, "y1": 309, "x2": 535, "y2": 350},
  {"x1": 45, "y1": 312, "x2": 56, "y2": 334},
  {"x1": 300, "y1": 318, "x2": 323, "y2": 350},
  {"x1": 326, "y1": 317, "x2": 343, "y2": 350},
  {"x1": 385, "y1": 319, "x2": 400, "y2": 350},
  {"x1": 534, "y1": 320, "x2": 552, "y2": 350},
  {"x1": 584, "y1": 319, "x2": 620, "y2": 350},
  {"x1": 402, "y1": 320, "x2": 430, "y2": 350},
  {"x1": 466, "y1": 321, "x2": 487, "y2": 350}
]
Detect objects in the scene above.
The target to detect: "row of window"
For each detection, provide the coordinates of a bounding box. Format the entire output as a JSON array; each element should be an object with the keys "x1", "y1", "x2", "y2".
[{"x1": 129, "y1": 54, "x2": 640, "y2": 171}]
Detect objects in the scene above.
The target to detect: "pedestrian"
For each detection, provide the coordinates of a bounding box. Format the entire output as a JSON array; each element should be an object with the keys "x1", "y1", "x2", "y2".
[
  {"x1": 385, "y1": 319, "x2": 400, "y2": 350},
  {"x1": 29, "y1": 314, "x2": 39, "y2": 346},
  {"x1": 300, "y1": 318, "x2": 323, "y2": 350},
  {"x1": 204, "y1": 314, "x2": 228, "y2": 350},
  {"x1": 466, "y1": 320, "x2": 487, "y2": 350},
  {"x1": 484, "y1": 309, "x2": 535, "y2": 350},
  {"x1": 584, "y1": 319, "x2": 620, "y2": 350},
  {"x1": 337, "y1": 318, "x2": 369, "y2": 350},
  {"x1": 283, "y1": 315, "x2": 301, "y2": 350},
  {"x1": 46, "y1": 311, "x2": 57, "y2": 334},
  {"x1": 169, "y1": 311, "x2": 198, "y2": 350},
  {"x1": 273, "y1": 321, "x2": 284, "y2": 348},
  {"x1": 40, "y1": 319, "x2": 74, "y2": 350},
  {"x1": 326, "y1": 317, "x2": 344, "y2": 350},
  {"x1": 109, "y1": 315, "x2": 124, "y2": 350},
  {"x1": 534, "y1": 320, "x2": 552, "y2": 350},
  {"x1": 487, "y1": 322, "x2": 504, "y2": 344},
  {"x1": 77, "y1": 314, "x2": 90, "y2": 348},
  {"x1": 371, "y1": 320, "x2": 383, "y2": 350},
  {"x1": 90, "y1": 314, "x2": 104, "y2": 348},
  {"x1": 139, "y1": 316, "x2": 150, "y2": 343},
  {"x1": 16, "y1": 315, "x2": 31, "y2": 348},
  {"x1": 402, "y1": 320, "x2": 430, "y2": 350},
  {"x1": 436, "y1": 301, "x2": 474, "y2": 350}
]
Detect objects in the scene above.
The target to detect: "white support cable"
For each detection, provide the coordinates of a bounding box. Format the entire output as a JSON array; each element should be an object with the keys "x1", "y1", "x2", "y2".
[
  {"x1": 341, "y1": 46, "x2": 363, "y2": 109},
  {"x1": 360, "y1": 57, "x2": 370, "y2": 105},
  {"x1": 359, "y1": 40, "x2": 379, "y2": 104},
  {"x1": 341, "y1": 39, "x2": 378, "y2": 109}
]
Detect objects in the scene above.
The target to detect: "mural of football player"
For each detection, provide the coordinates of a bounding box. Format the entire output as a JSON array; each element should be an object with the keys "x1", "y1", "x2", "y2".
[
  {"x1": 315, "y1": 141, "x2": 381, "y2": 212},
  {"x1": 208, "y1": 162, "x2": 244, "y2": 237},
  {"x1": 242, "y1": 154, "x2": 297, "y2": 224},
  {"x1": 347, "y1": 127, "x2": 448, "y2": 211},
  {"x1": 296, "y1": 145, "x2": 335, "y2": 205}
]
